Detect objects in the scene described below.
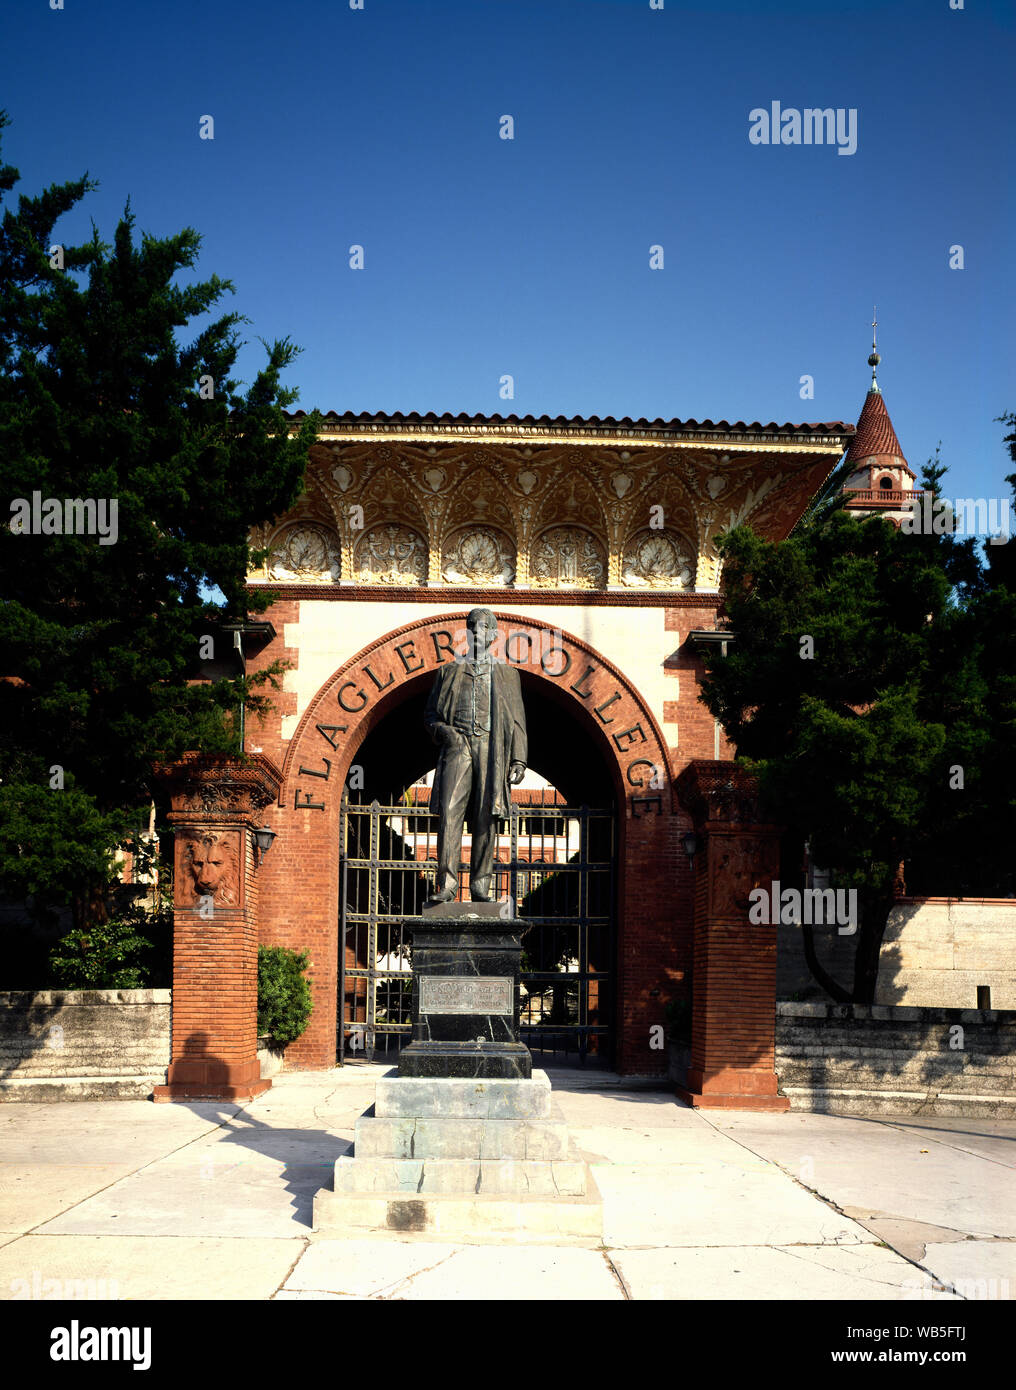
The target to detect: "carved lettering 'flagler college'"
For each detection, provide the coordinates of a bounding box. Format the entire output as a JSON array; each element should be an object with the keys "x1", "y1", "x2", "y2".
[
  {"x1": 290, "y1": 620, "x2": 668, "y2": 818},
  {"x1": 154, "y1": 385, "x2": 912, "y2": 1110}
]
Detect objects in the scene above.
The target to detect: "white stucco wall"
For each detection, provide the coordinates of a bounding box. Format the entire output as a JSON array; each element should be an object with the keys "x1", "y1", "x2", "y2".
[{"x1": 277, "y1": 601, "x2": 679, "y2": 747}]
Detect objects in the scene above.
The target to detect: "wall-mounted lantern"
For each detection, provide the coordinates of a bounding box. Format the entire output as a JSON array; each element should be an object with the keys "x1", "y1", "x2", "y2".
[{"x1": 253, "y1": 825, "x2": 277, "y2": 865}]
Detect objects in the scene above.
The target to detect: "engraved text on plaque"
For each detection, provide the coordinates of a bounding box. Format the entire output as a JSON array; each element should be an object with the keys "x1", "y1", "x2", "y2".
[{"x1": 419, "y1": 976, "x2": 513, "y2": 1016}]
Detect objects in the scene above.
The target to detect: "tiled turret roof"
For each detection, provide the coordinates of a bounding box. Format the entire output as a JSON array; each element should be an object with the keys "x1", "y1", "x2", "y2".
[{"x1": 844, "y1": 388, "x2": 908, "y2": 467}]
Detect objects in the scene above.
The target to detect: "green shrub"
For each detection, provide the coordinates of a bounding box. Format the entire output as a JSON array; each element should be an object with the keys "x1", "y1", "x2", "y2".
[
  {"x1": 49, "y1": 915, "x2": 155, "y2": 989},
  {"x1": 257, "y1": 945, "x2": 313, "y2": 1046}
]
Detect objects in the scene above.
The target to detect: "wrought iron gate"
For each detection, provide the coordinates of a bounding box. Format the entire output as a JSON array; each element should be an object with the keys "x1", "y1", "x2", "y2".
[{"x1": 338, "y1": 794, "x2": 615, "y2": 1066}]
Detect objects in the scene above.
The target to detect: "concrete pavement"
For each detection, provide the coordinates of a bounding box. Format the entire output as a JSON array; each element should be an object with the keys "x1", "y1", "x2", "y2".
[{"x1": 1, "y1": 1064, "x2": 1013, "y2": 1301}]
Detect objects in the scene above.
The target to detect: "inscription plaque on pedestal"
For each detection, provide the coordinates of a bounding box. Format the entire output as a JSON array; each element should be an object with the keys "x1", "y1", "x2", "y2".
[
  {"x1": 419, "y1": 976, "x2": 513, "y2": 1016},
  {"x1": 399, "y1": 904, "x2": 533, "y2": 1079}
]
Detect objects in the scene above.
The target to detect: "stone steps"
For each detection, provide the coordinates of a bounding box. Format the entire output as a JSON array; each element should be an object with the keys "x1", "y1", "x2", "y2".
[
  {"x1": 0, "y1": 1075, "x2": 164, "y2": 1102},
  {"x1": 314, "y1": 1180, "x2": 604, "y2": 1244},
  {"x1": 313, "y1": 1067, "x2": 603, "y2": 1241},
  {"x1": 354, "y1": 1114, "x2": 573, "y2": 1160},
  {"x1": 331, "y1": 1155, "x2": 588, "y2": 1196},
  {"x1": 374, "y1": 1073, "x2": 552, "y2": 1119}
]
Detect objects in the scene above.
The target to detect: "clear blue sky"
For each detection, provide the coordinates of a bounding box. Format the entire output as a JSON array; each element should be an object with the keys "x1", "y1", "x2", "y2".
[{"x1": 2, "y1": 0, "x2": 1013, "y2": 503}]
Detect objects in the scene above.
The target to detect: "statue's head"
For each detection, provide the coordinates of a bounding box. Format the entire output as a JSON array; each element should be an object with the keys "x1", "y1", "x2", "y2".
[{"x1": 465, "y1": 607, "x2": 498, "y2": 658}]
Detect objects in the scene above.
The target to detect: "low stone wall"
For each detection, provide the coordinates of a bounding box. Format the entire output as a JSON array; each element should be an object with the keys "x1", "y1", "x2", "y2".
[
  {"x1": 258, "y1": 1036, "x2": 286, "y2": 1079},
  {"x1": 0, "y1": 990, "x2": 170, "y2": 1101},
  {"x1": 778, "y1": 897, "x2": 1016, "y2": 1007},
  {"x1": 775, "y1": 1002, "x2": 1016, "y2": 1118},
  {"x1": 876, "y1": 898, "x2": 1016, "y2": 1008}
]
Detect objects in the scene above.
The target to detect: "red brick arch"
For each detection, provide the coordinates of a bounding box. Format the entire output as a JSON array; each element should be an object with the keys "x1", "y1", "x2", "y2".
[
  {"x1": 282, "y1": 610, "x2": 674, "y2": 810},
  {"x1": 258, "y1": 611, "x2": 686, "y2": 1075}
]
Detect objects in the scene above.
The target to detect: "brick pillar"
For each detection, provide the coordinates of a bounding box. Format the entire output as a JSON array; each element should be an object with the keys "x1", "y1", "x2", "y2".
[
  {"x1": 152, "y1": 753, "x2": 283, "y2": 1102},
  {"x1": 674, "y1": 760, "x2": 789, "y2": 1112}
]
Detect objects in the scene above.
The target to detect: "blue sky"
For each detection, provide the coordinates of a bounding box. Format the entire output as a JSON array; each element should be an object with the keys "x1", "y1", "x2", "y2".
[{"x1": 2, "y1": 0, "x2": 1013, "y2": 504}]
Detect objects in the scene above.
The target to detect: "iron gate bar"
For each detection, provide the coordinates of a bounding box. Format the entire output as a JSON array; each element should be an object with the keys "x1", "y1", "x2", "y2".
[{"x1": 338, "y1": 794, "x2": 615, "y2": 1066}]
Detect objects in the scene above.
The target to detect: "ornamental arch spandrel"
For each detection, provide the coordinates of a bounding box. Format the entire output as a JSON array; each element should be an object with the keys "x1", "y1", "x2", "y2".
[{"x1": 255, "y1": 610, "x2": 688, "y2": 1074}]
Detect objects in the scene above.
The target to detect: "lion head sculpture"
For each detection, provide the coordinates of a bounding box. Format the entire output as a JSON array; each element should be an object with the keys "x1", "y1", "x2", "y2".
[{"x1": 181, "y1": 832, "x2": 240, "y2": 908}]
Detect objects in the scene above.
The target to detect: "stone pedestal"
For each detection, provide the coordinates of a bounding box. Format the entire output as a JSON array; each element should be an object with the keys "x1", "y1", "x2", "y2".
[
  {"x1": 314, "y1": 905, "x2": 602, "y2": 1240},
  {"x1": 398, "y1": 902, "x2": 532, "y2": 1080},
  {"x1": 313, "y1": 1070, "x2": 603, "y2": 1242}
]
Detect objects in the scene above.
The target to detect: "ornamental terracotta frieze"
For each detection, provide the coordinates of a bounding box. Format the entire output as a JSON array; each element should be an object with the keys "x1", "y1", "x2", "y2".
[
  {"x1": 675, "y1": 759, "x2": 768, "y2": 828},
  {"x1": 246, "y1": 426, "x2": 848, "y2": 593},
  {"x1": 530, "y1": 526, "x2": 606, "y2": 588},
  {"x1": 353, "y1": 523, "x2": 428, "y2": 584},
  {"x1": 171, "y1": 776, "x2": 278, "y2": 816},
  {"x1": 267, "y1": 521, "x2": 342, "y2": 583},
  {"x1": 153, "y1": 754, "x2": 284, "y2": 820},
  {"x1": 621, "y1": 529, "x2": 695, "y2": 588},
  {"x1": 441, "y1": 526, "x2": 515, "y2": 585}
]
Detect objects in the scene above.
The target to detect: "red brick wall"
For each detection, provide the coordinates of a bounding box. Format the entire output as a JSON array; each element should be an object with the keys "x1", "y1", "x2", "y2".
[
  {"x1": 165, "y1": 829, "x2": 260, "y2": 1079},
  {"x1": 664, "y1": 604, "x2": 733, "y2": 764},
  {"x1": 676, "y1": 763, "x2": 788, "y2": 1110},
  {"x1": 245, "y1": 599, "x2": 300, "y2": 768}
]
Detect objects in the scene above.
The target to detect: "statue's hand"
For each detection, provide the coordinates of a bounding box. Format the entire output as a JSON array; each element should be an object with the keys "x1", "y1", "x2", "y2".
[
  {"x1": 435, "y1": 723, "x2": 460, "y2": 747},
  {"x1": 509, "y1": 761, "x2": 526, "y2": 785}
]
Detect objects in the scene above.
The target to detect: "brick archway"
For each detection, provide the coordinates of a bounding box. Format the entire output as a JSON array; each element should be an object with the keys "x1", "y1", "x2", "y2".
[{"x1": 258, "y1": 611, "x2": 686, "y2": 1075}]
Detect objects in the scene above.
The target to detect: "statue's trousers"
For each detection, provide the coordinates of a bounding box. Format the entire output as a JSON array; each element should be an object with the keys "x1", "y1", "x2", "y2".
[{"x1": 434, "y1": 731, "x2": 496, "y2": 895}]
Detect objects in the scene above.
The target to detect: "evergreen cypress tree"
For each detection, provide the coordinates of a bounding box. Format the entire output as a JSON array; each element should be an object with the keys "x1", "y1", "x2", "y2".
[
  {"x1": 0, "y1": 112, "x2": 318, "y2": 936},
  {"x1": 699, "y1": 443, "x2": 1016, "y2": 1003}
]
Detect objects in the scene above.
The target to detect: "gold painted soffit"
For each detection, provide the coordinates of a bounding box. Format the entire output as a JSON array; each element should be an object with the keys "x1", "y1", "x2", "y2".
[{"x1": 307, "y1": 425, "x2": 847, "y2": 454}]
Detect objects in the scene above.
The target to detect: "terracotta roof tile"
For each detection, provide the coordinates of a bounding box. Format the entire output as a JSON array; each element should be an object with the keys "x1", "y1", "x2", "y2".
[
  {"x1": 845, "y1": 390, "x2": 907, "y2": 465},
  {"x1": 283, "y1": 408, "x2": 852, "y2": 440}
]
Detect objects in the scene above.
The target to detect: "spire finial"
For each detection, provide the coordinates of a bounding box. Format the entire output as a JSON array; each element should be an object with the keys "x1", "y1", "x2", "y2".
[{"x1": 867, "y1": 306, "x2": 881, "y2": 392}]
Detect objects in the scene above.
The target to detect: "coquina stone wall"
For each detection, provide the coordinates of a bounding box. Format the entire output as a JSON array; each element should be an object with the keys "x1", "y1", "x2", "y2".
[
  {"x1": 775, "y1": 1002, "x2": 1016, "y2": 1118},
  {"x1": 0, "y1": 990, "x2": 170, "y2": 1101},
  {"x1": 876, "y1": 899, "x2": 1016, "y2": 1008},
  {"x1": 777, "y1": 898, "x2": 1016, "y2": 1008}
]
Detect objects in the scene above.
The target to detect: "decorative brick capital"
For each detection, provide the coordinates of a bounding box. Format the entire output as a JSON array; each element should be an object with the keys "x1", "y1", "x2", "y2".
[
  {"x1": 676, "y1": 758, "x2": 773, "y2": 830},
  {"x1": 152, "y1": 752, "x2": 283, "y2": 827}
]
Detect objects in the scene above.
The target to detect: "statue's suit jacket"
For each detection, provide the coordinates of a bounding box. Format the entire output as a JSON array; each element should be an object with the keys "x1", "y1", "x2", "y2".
[{"x1": 424, "y1": 659, "x2": 528, "y2": 826}]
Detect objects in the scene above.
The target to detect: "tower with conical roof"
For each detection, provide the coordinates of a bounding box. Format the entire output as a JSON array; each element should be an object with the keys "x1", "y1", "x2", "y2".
[{"x1": 841, "y1": 314, "x2": 923, "y2": 527}]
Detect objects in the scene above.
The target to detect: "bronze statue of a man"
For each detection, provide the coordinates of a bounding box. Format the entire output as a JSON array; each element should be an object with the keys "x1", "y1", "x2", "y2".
[{"x1": 424, "y1": 608, "x2": 527, "y2": 904}]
